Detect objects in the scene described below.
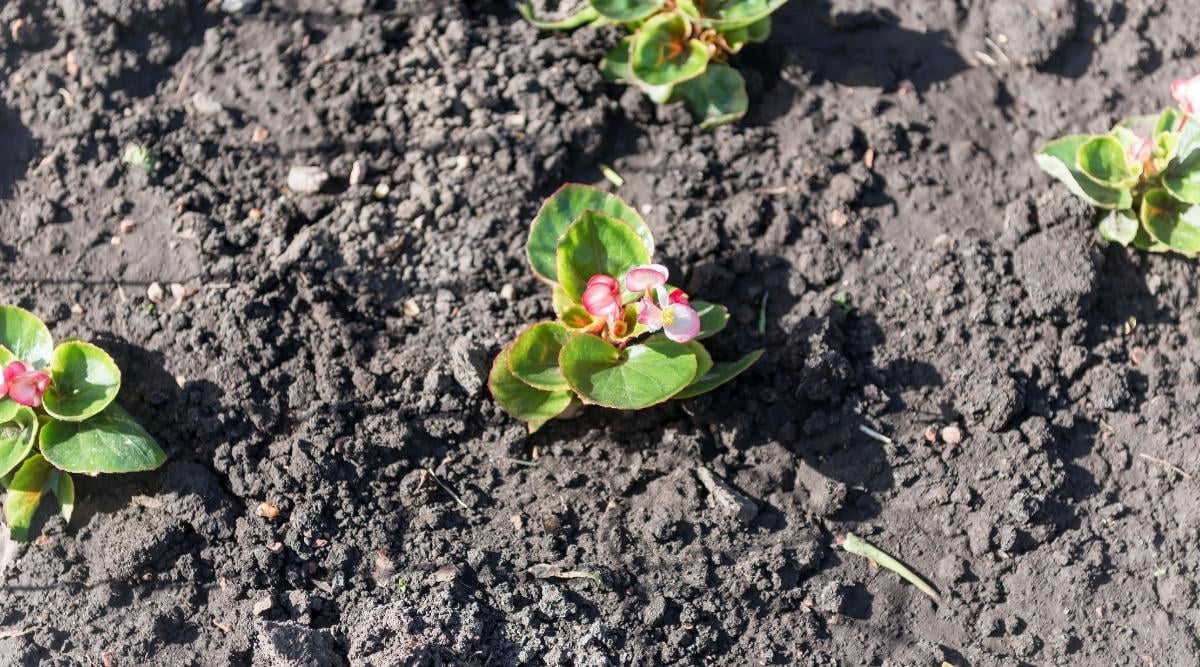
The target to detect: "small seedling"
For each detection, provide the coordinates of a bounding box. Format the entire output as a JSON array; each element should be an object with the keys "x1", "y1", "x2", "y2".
[
  {"x1": 490, "y1": 184, "x2": 762, "y2": 432},
  {"x1": 1037, "y1": 74, "x2": 1200, "y2": 255},
  {"x1": 0, "y1": 306, "x2": 166, "y2": 541},
  {"x1": 520, "y1": 0, "x2": 788, "y2": 129},
  {"x1": 121, "y1": 143, "x2": 158, "y2": 173}
]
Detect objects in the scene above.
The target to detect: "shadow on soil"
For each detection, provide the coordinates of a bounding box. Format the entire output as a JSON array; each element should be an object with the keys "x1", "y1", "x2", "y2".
[{"x1": 0, "y1": 101, "x2": 37, "y2": 202}]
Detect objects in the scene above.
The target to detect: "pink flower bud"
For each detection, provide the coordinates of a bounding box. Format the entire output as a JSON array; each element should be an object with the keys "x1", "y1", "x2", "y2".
[
  {"x1": 581, "y1": 274, "x2": 622, "y2": 324},
  {"x1": 1172, "y1": 74, "x2": 1200, "y2": 116},
  {"x1": 1131, "y1": 136, "x2": 1153, "y2": 165},
  {"x1": 2, "y1": 361, "x2": 51, "y2": 408},
  {"x1": 624, "y1": 264, "x2": 669, "y2": 293}
]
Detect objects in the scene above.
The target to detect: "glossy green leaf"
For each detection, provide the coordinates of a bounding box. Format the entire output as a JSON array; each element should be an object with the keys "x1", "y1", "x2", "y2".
[
  {"x1": 602, "y1": 36, "x2": 676, "y2": 103},
  {"x1": 4, "y1": 454, "x2": 54, "y2": 542},
  {"x1": 40, "y1": 403, "x2": 167, "y2": 474},
  {"x1": 1132, "y1": 223, "x2": 1171, "y2": 253},
  {"x1": 1156, "y1": 108, "x2": 1183, "y2": 136},
  {"x1": 674, "y1": 348, "x2": 763, "y2": 399},
  {"x1": 724, "y1": 16, "x2": 772, "y2": 52},
  {"x1": 0, "y1": 407, "x2": 37, "y2": 479},
  {"x1": 1173, "y1": 117, "x2": 1200, "y2": 171},
  {"x1": 601, "y1": 37, "x2": 634, "y2": 81},
  {"x1": 41, "y1": 341, "x2": 122, "y2": 422},
  {"x1": 1076, "y1": 135, "x2": 1140, "y2": 189},
  {"x1": 1141, "y1": 188, "x2": 1200, "y2": 255},
  {"x1": 561, "y1": 305, "x2": 597, "y2": 329},
  {"x1": 1098, "y1": 209, "x2": 1139, "y2": 246},
  {"x1": 519, "y1": 2, "x2": 602, "y2": 30},
  {"x1": 592, "y1": 0, "x2": 662, "y2": 22},
  {"x1": 509, "y1": 322, "x2": 572, "y2": 392},
  {"x1": 1035, "y1": 136, "x2": 1133, "y2": 210},
  {"x1": 527, "y1": 184, "x2": 654, "y2": 284},
  {"x1": 691, "y1": 300, "x2": 729, "y2": 340},
  {"x1": 1163, "y1": 166, "x2": 1200, "y2": 204},
  {"x1": 489, "y1": 348, "x2": 575, "y2": 433},
  {"x1": 0, "y1": 306, "x2": 53, "y2": 368},
  {"x1": 690, "y1": 0, "x2": 788, "y2": 29},
  {"x1": 630, "y1": 13, "x2": 710, "y2": 87},
  {"x1": 559, "y1": 334, "x2": 696, "y2": 409},
  {"x1": 675, "y1": 64, "x2": 748, "y2": 129},
  {"x1": 683, "y1": 340, "x2": 713, "y2": 386},
  {"x1": 555, "y1": 211, "x2": 652, "y2": 303},
  {"x1": 54, "y1": 471, "x2": 74, "y2": 523}
]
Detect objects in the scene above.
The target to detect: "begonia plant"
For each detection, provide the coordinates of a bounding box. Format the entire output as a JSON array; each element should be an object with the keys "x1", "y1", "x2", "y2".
[
  {"x1": 520, "y1": 0, "x2": 788, "y2": 129},
  {"x1": 1037, "y1": 74, "x2": 1200, "y2": 255},
  {"x1": 0, "y1": 306, "x2": 166, "y2": 541},
  {"x1": 490, "y1": 185, "x2": 763, "y2": 432}
]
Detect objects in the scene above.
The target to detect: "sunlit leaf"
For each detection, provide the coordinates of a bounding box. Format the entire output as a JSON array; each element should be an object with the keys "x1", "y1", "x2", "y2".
[{"x1": 559, "y1": 334, "x2": 696, "y2": 409}]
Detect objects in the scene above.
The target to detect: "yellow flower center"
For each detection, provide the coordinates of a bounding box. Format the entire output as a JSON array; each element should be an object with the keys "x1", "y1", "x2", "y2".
[{"x1": 660, "y1": 307, "x2": 675, "y2": 327}]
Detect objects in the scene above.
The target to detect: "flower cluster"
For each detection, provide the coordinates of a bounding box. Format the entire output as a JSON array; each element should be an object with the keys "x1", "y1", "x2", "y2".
[
  {"x1": 582, "y1": 264, "x2": 701, "y2": 343},
  {"x1": 1, "y1": 361, "x2": 51, "y2": 408},
  {"x1": 520, "y1": 0, "x2": 788, "y2": 129},
  {"x1": 1036, "y1": 74, "x2": 1200, "y2": 255},
  {"x1": 0, "y1": 306, "x2": 166, "y2": 542},
  {"x1": 489, "y1": 185, "x2": 762, "y2": 433}
]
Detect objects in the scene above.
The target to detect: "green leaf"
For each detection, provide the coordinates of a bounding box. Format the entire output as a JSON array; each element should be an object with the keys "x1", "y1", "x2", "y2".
[
  {"x1": 675, "y1": 63, "x2": 748, "y2": 130},
  {"x1": 489, "y1": 348, "x2": 575, "y2": 433},
  {"x1": 630, "y1": 12, "x2": 710, "y2": 87},
  {"x1": 4, "y1": 454, "x2": 55, "y2": 542},
  {"x1": 41, "y1": 341, "x2": 122, "y2": 422},
  {"x1": 724, "y1": 16, "x2": 772, "y2": 52},
  {"x1": 1132, "y1": 223, "x2": 1172, "y2": 253},
  {"x1": 0, "y1": 407, "x2": 37, "y2": 479},
  {"x1": 559, "y1": 334, "x2": 696, "y2": 409},
  {"x1": 1156, "y1": 108, "x2": 1183, "y2": 136},
  {"x1": 527, "y1": 184, "x2": 654, "y2": 284},
  {"x1": 691, "y1": 300, "x2": 729, "y2": 340},
  {"x1": 1098, "y1": 209, "x2": 1139, "y2": 246},
  {"x1": 0, "y1": 306, "x2": 54, "y2": 368},
  {"x1": 1035, "y1": 136, "x2": 1133, "y2": 210},
  {"x1": 690, "y1": 0, "x2": 788, "y2": 29},
  {"x1": 674, "y1": 348, "x2": 763, "y2": 399},
  {"x1": 561, "y1": 305, "x2": 597, "y2": 329},
  {"x1": 519, "y1": 2, "x2": 602, "y2": 30},
  {"x1": 53, "y1": 471, "x2": 74, "y2": 523},
  {"x1": 40, "y1": 403, "x2": 167, "y2": 474},
  {"x1": 555, "y1": 211, "x2": 653, "y2": 303},
  {"x1": 1076, "y1": 135, "x2": 1140, "y2": 189},
  {"x1": 1141, "y1": 188, "x2": 1200, "y2": 255},
  {"x1": 592, "y1": 0, "x2": 663, "y2": 22},
  {"x1": 1163, "y1": 165, "x2": 1200, "y2": 205},
  {"x1": 509, "y1": 322, "x2": 572, "y2": 392},
  {"x1": 683, "y1": 340, "x2": 713, "y2": 386},
  {"x1": 601, "y1": 36, "x2": 676, "y2": 103},
  {"x1": 1173, "y1": 117, "x2": 1200, "y2": 171}
]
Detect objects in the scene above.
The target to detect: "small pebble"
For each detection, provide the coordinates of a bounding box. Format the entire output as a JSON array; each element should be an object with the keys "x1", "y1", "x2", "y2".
[
  {"x1": 287, "y1": 166, "x2": 329, "y2": 194},
  {"x1": 941, "y1": 425, "x2": 963, "y2": 445}
]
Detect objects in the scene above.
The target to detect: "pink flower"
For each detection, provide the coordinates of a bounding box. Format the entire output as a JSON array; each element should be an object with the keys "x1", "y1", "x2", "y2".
[
  {"x1": 1172, "y1": 74, "x2": 1200, "y2": 116},
  {"x1": 581, "y1": 274, "x2": 622, "y2": 324},
  {"x1": 3, "y1": 361, "x2": 51, "y2": 408},
  {"x1": 624, "y1": 264, "x2": 669, "y2": 293},
  {"x1": 637, "y1": 287, "x2": 700, "y2": 343}
]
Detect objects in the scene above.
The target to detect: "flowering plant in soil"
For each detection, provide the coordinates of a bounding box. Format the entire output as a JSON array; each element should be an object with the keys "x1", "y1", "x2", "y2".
[
  {"x1": 1037, "y1": 74, "x2": 1200, "y2": 255},
  {"x1": 0, "y1": 306, "x2": 166, "y2": 541},
  {"x1": 520, "y1": 0, "x2": 787, "y2": 129},
  {"x1": 490, "y1": 185, "x2": 763, "y2": 432}
]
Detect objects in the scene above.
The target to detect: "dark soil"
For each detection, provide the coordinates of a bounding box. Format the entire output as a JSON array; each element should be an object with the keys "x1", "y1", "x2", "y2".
[{"x1": 1, "y1": 0, "x2": 1198, "y2": 664}]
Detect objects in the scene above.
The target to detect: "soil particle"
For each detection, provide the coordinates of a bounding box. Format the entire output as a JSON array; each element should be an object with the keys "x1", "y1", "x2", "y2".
[{"x1": 1014, "y1": 222, "x2": 1101, "y2": 324}]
